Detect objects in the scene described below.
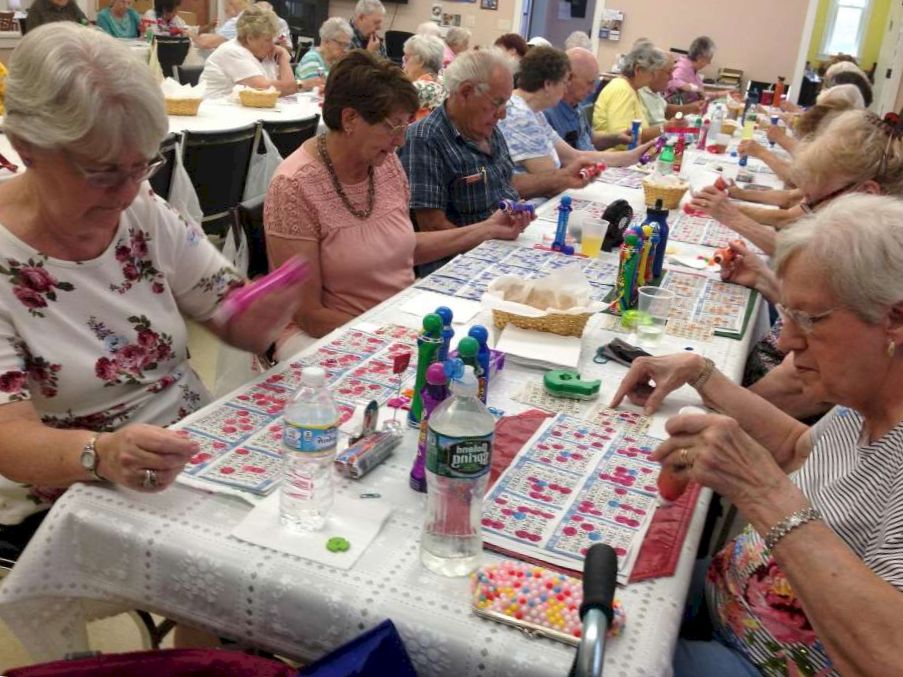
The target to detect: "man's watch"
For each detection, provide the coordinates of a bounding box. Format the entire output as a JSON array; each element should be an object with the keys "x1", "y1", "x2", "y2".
[{"x1": 79, "y1": 433, "x2": 106, "y2": 482}]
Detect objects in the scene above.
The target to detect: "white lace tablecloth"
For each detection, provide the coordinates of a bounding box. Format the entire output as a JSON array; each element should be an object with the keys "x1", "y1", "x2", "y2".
[{"x1": 0, "y1": 157, "x2": 769, "y2": 675}]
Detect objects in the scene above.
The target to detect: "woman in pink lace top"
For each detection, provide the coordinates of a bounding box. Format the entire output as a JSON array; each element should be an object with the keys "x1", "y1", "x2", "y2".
[{"x1": 264, "y1": 51, "x2": 533, "y2": 355}]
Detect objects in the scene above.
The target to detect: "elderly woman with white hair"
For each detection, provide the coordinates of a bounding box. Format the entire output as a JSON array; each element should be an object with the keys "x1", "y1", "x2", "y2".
[
  {"x1": 295, "y1": 17, "x2": 353, "y2": 83},
  {"x1": 564, "y1": 30, "x2": 592, "y2": 51},
  {"x1": 0, "y1": 24, "x2": 302, "y2": 550},
  {"x1": 444, "y1": 26, "x2": 470, "y2": 59},
  {"x1": 593, "y1": 40, "x2": 668, "y2": 146},
  {"x1": 349, "y1": 0, "x2": 386, "y2": 57},
  {"x1": 200, "y1": 5, "x2": 300, "y2": 99},
  {"x1": 612, "y1": 193, "x2": 903, "y2": 677},
  {"x1": 403, "y1": 34, "x2": 448, "y2": 120},
  {"x1": 666, "y1": 35, "x2": 715, "y2": 103}
]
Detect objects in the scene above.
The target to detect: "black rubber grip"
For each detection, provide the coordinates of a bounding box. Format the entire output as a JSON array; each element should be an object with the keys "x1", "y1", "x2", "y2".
[{"x1": 579, "y1": 543, "x2": 618, "y2": 624}]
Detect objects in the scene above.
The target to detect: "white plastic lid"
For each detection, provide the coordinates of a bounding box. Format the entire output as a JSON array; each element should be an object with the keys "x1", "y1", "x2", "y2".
[
  {"x1": 301, "y1": 367, "x2": 326, "y2": 387},
  {"x1": 451, "y1": 365, "x2": 479, "y2": 395}
]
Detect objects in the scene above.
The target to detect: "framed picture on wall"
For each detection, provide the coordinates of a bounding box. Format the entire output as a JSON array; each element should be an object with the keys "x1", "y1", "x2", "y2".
[{"x1": 480, "y1": 0, "x2": 498, "y2": 10}]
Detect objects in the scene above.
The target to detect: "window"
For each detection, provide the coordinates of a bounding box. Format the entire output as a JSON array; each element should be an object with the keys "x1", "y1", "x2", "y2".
[{"x1": 821, "y1": 0, "x2": 871, "y2": 57}]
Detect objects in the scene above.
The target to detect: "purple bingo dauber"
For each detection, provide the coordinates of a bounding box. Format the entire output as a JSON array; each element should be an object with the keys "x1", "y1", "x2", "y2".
[
  {"x1": 499, "y1": 199, "x2": 535, "y2": 216},
  {"x1": 214, "y1": 256, "x2": 309, "y2": 324}
]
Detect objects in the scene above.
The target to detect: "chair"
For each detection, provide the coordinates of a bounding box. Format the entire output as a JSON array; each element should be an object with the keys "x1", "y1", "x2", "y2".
[
  {"x1": 669, "y1": 47, "x2": 688, "y2": 55},
  {"x1": 149, "y1": 132, "x2": 180, "y2": 200},
  {"x1": 173, "y1": 63, "x2": 203, "y2": 87},
  {"x1": 15, "y1": 14, "x2": 26, "y2": 34},
  {"x1": 155, "y1": 36, "x2": 191, "y2": 79},
  {"x1": 228, "y1": 195, "x2": 268, "y2": 280},
  {"x1": 385, "y1": 30, "x2": 413, "y2": 65},
  {"x1": 292, "y1": 38, "x2": 311, "y2": 63},
  {"x1": 261, "y1": 114, "x2": 319, "y2": 160},
  {"x1": 0, "y1": 11, "x2": 16, "y2": 31},
  {"x1": 181, "y1": 123, "x2": 259, "y2": 236}
]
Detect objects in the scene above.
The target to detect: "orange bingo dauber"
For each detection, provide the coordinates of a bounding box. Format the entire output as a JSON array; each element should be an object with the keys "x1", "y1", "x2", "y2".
[
  {"x1": 710, "y1": 239, "x2": 743, "y2": 266},
  {"x1": 683, "y1": 176, "x2": 733, "y2": 217},
  {"x1": 579, "y1": 162, "x2": 607, "y2": 180}
]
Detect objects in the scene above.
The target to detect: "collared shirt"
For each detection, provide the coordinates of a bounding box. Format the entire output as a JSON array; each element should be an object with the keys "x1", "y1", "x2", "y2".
[
  {"x1": 638, "y1": 86, "x2": 667, "y2": 127},
  {"x1": 399, "y1": 102, "x2": 518, "y2": 228},
  {"x1": 592, "y1": 76, "x2": 647, "y2": 149},
  {"x1": 26, "y1": 0, "x2": 87, "y2": 30},
  {"x1": 545, "y1": 98, "x2": 593, "y2": 151},
  {"x1": 349, "y1": 17, "x2": 387, "y2": 58},
  {"x1": 667, "y1": 55, "x2": 704, "y2": 103}
]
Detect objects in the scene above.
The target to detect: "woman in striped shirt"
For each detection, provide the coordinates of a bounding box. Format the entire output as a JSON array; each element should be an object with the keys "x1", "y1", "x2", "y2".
[
  {"x1": 294, "y1": 17, "x2": 352, "y2": 87},
  {"x1": 612, "y1": 192, "x2": 903, "y2": 676}
]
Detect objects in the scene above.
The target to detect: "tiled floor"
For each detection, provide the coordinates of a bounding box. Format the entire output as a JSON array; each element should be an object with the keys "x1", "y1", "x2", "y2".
[{"x1": 0, "y1": 322, "x2": 222, "y2": 671}]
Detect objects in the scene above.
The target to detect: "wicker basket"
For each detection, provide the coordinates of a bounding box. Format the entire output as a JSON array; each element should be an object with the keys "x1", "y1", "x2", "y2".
[
  {"x1": 721, "y1": 119, "x2": 739, "y2": 136},
  {"x1": 239, "y1": 88, "x2": 279, "y2": 108},
  {"x1": 641, "y1": 178, "x2": 690, "y2": 209},
  {"x1": 491, "y1": 308, "x2": 592, "y2": 337},
  {"x1": 165, "y1": 98, "x2": 202, "y2": 116}
]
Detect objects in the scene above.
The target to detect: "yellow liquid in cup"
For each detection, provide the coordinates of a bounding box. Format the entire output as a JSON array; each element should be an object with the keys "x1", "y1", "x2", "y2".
[{"x1": 581, "y1": 235, "x2": 603, "y2": 258}]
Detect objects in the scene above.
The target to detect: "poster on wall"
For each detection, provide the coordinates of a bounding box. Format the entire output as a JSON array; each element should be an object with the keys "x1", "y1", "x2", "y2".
[
  {"x1": 480, "y1": 0, "x2": 498, "y2": 9},
  {"x1": 557, "y1": 1, "x2": 571, "y2": 20},
  {"x1": 598, "y1": 9, "x2": 623, "y2": 41}
]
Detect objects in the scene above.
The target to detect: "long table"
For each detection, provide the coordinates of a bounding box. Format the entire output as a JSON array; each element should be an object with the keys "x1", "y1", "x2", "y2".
[{"x1": 0, "y1": 145, "x2": 778, "y2": 675}]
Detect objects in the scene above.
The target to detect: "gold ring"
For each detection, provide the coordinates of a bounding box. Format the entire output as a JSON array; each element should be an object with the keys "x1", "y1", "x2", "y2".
[{"x1": 678, "y1": 448, "x2": 692, "y2": 468}]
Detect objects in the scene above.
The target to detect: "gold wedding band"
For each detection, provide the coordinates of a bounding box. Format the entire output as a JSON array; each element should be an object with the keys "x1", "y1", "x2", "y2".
[{"x1": 678, "y1": 448, "x2": 692, "y2": 468}]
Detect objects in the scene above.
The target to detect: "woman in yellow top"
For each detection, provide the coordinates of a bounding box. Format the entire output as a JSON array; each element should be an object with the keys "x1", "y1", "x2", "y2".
[
  {"x1": 0, "y1": 62, "x2": 7, "y2": 115},
  {"x1": 593, "y1": 41, "x2": 668, "y2": 148}
]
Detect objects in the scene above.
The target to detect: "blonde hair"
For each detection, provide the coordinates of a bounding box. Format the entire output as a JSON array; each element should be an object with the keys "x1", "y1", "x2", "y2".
[
  {"x1": 3, "y1": 23, "x2": 166, "y2": 163},
  {"x1": 774, "y1": 194, "x2": 903, "y2": 323},
  {"x1": 792, "y1": 110, "x2": 903, "y2": 196},
  {"x1": 237, "y1": 4, "x2": 279, "y2": 42}
]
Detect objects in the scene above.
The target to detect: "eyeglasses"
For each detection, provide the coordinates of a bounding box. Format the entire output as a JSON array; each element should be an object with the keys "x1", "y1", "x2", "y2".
[
  {"x1": 69, "y1": 153, "x2": 167, "y2": 189},
  {"x1": 475, "y1": 86, "x2": 509, "y2": 111},
  {"x1": 776, "y1": 303, "x2": 839, "y2": 335},
  {"x1": 800, "y1": 180, "x2": 860, "y2": 214},
  {"x1": 381, "y1": 118, "x2": 412, "y2": 137},
  {"x1": 329, "y1": 38, "x2": 351, "y2": 51}
]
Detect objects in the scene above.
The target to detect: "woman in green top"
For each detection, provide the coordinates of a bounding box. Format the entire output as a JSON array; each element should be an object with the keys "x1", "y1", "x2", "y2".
[
  {"x1": 96, "y1": 0, "x2": 141, "y2": 38},
  {"x1": 295, "y1": 17, "x2": 353, "y2": 84}
]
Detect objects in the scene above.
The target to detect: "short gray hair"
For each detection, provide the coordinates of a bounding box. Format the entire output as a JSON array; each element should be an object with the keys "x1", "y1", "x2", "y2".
[
  {"x1": 416, "y1": 21, "x2": 441, "y2": 37},
  {"x1": 620, "y1": 42, "x2": 667, "y2": 78},
  {"x1": 237, "y1": 4, "x2": 279, "y2": 41},
  {"x1": 3, "y1": 23, "x2": 166, "y2": 164},
  {"x1": 773, "y1": 194, "x2": 903, "y2": 323},
  {"x1": 353, "y1": 0, "x2": 385, "y2": 18},
  {"x1": 445, "y1": 26, "x2": 470, "y2": 49},
  {"x1": 404, "y1": 34, "x2": 444, "y2": 74},
  {"x1": 444, "y1": 47, "x2": 515, "y2": 96},
  {"x1": 564, "y1": 30, "x2": 591, "y2": 51},
  {"x1": 320, "y1": 16, "x2": 353, "y2": 42},
  {"x1": 688, "y1": 36, "x2": 715, "y2": 62}
]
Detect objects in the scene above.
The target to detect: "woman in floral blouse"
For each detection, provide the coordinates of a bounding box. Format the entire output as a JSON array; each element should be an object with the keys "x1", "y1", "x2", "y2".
[
  {"x1": 0, "y1": 24, "x2": 303, "y2": 537},
  {"x1": 402, "y1": 34, "x2": 447, "y2": 121}
]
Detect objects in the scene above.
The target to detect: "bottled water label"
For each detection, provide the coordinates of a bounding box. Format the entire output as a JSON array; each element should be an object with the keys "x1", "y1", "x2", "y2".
[
  {"x1": 426, "y1": 431, "x2": 492, "y2": 479},
  {"x1": 283, "y1": 422, "x2": 338, "y2": 453}
]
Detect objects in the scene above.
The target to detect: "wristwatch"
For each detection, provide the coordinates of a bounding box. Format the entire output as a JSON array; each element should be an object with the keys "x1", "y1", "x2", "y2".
[{"x1": 79, "y1": 433, "x2": 105, "y2": 482}]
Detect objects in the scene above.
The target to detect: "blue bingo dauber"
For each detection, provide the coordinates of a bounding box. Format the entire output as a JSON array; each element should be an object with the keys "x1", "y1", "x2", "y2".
[{"x1": 499, "y1": 199, "x2": 535, "y2": 215}]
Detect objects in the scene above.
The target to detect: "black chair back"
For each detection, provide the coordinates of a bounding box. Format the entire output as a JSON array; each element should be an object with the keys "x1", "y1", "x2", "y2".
[
  {"x1": 155, "y1": 36, "x2": 191, "y2": 79},
  {"x1": 385, "y1": 30, "x2": 413, "y2": 64},
  {"x1": 173, "y1": 64, "x2": 203, "y2": 87},
  {"x1": 181, "y1": 123, "x2": 259, "y2": 236},
  {"x1": 149, "y1": 132, "x2": 180, "y2": 200},
  {"x1": 293, "y1": 40, "x2": 312, "y2": 63},
  {"x1": 261, "y1": 114, "x2": 320, "y2": 159},
  {"x1": 229, "y1": 195, "x2": 269, "y2": 279}
]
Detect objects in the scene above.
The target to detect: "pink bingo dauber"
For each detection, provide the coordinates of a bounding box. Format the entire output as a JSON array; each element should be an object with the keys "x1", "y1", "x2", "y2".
[
  {"x1": 471, "y1": 560, "x2": 625, "y2": 645},
  {"x1": 215, "y1": 256, "x2": 310, "y2": 324},
  {"x1": 579, "y1": 162, "x2": 607, "y2": 180}
]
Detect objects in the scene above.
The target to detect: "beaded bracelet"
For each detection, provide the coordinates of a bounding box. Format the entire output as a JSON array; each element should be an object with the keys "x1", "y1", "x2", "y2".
[
  {"x1": 688, "y1": 357, "x2": 716, "y2": 391},
  {"x1": 764, "y1": 506, "x2": 823, "y2": 551}
]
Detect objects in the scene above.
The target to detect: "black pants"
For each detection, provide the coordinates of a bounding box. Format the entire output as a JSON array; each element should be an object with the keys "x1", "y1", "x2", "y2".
[{"x1": 0, "y1": 510, "x2": 48, "y2": 565}]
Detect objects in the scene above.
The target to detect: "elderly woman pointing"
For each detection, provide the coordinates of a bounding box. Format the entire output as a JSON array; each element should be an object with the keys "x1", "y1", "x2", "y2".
[
  {"x1": 611, "y1": 193, "x2": 903, "y2": 676},
  {"x1": 0, "y1": 25, "x2": 301, "y2": 544}
]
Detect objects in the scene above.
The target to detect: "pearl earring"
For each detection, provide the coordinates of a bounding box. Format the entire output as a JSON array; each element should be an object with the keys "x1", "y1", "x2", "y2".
[{"x1": 888, "y1": 340, "x2": 896, "y2": 358}]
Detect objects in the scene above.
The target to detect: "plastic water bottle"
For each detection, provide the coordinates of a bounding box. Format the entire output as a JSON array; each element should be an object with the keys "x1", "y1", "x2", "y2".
[
  {"x1": 280, "y1": 367, "x2": 338, "y2": 531},
  {"x1": 655, "y1": 140, "x2": 675, "y2": 177},
  {"x1": 421, "y1": 364, "x2": 495, "y2": 576}
]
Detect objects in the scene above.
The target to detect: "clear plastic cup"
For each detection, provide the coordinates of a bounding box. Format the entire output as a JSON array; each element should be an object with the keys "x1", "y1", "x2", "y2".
[
  {"x1": 580, "y1": 219, "x2": 607, "y2": 258},
  {"x1": 636, "y1": 286, "x2": 675, "y2": 347}
]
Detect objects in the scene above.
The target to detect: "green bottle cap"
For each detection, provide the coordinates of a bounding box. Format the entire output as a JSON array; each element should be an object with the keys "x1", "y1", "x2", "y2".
[{"x1": 457, "y1": 336, "x2": 479, "y2": 361}]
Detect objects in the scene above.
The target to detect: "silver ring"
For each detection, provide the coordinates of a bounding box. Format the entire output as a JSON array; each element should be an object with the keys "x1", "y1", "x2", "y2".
[{"x1": 142, "y1": 469, "x2": 158, "y2": 489}]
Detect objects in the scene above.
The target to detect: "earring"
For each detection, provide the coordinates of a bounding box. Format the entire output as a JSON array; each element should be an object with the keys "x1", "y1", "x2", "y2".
[
  {"x1": 888, "y1": 340, "x2": 896, "y2": 358},
  {"x1": 22, "y1": 158, "x2": 32, "y2": 167}
]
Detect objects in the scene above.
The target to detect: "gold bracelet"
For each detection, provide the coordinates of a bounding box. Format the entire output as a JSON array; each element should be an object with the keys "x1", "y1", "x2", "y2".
[{"x1": 688, "y1": 357, "x2": 715, "y2": 390}]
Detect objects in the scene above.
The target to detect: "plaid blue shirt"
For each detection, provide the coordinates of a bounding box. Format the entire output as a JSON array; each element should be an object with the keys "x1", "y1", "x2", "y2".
[
  {"x1": 399, "y1": 104, "x2": 519, "y2": 227},
  {"x1": 544, "y1": 99, "x2": 594, "y2": 152}
]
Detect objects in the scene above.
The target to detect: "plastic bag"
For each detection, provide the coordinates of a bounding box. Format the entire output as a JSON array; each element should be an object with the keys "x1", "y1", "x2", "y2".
[
  {"x1": 221, "y1": 219, "x2": 249, "y2": 276},
  {"x1": 168, "y1": 139, "x2": 204, "y2": 226},
  {"x1": 243, "y1": 128, "x2": 283, "y2": 201}
]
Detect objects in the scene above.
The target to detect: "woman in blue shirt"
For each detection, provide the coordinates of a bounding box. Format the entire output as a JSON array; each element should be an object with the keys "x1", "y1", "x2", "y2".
[{"x1": 96, "y1": 0, "x2": 141, "y2": 38}]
